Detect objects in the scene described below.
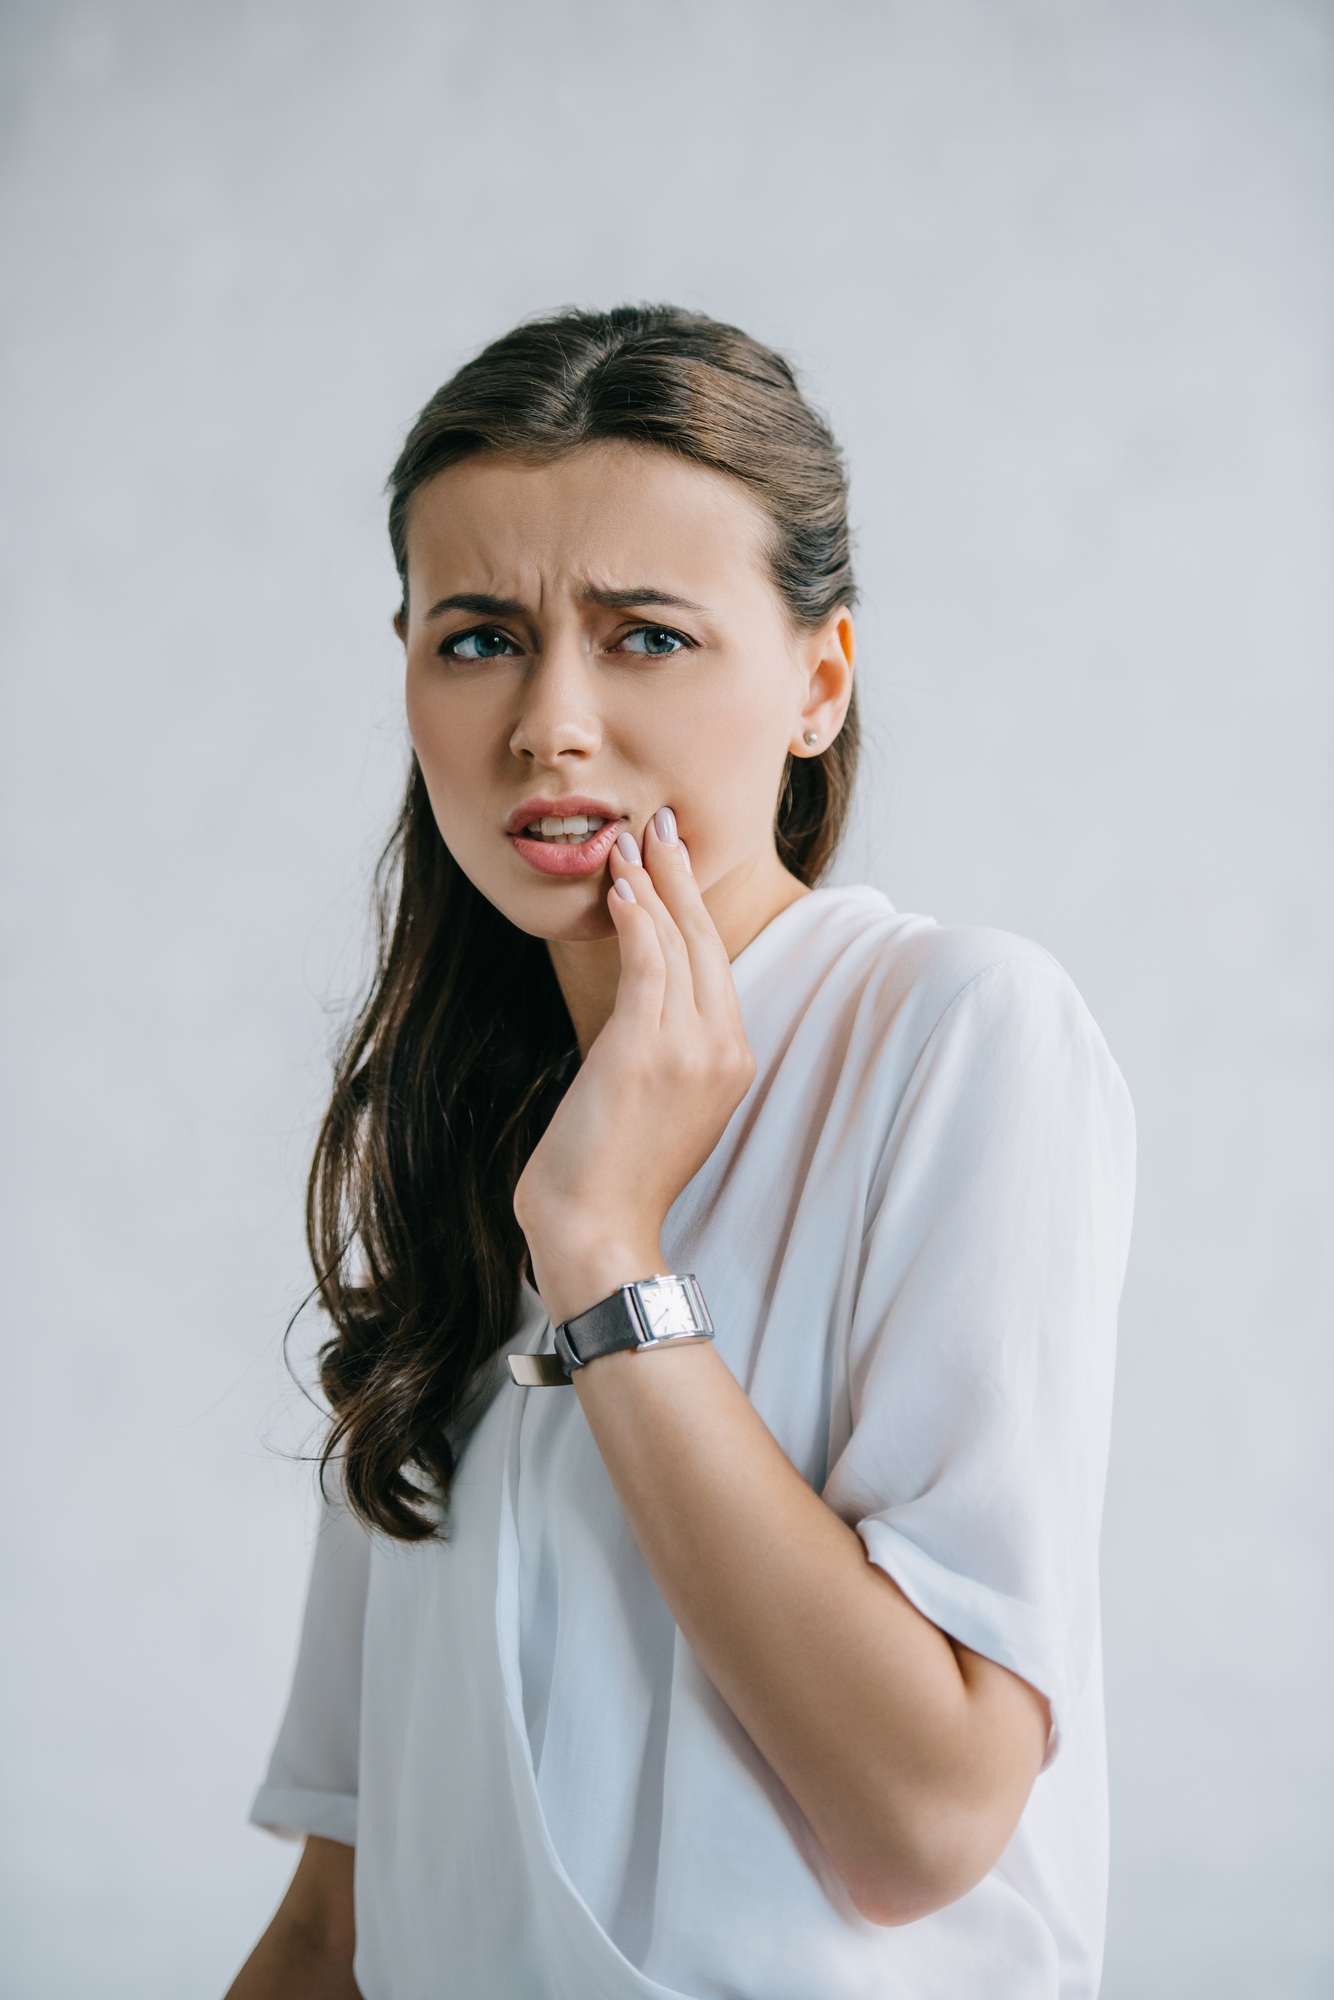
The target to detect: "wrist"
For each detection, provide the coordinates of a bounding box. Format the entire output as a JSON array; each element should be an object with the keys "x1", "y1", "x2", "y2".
[{"x1": 531, "y1": 1238, "x2": 667, "y2": 1330}]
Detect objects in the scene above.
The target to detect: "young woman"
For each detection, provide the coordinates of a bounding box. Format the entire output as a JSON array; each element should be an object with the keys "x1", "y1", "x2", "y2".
[{"x1": 226, "y1": 306, "x2": 1134, "y2": 2000}]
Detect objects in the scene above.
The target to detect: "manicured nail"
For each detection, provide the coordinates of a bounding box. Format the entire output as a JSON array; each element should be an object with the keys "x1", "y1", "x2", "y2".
[
  {"x1": 654, "y1": 806, "x2": 678, "y2": 845},
  {"x1": 612, "y1": 877, "x2": 635, "y2": 903},
  {"x1": 678, "y1": 841, "x2": 692, "y2": 874},
  {"x1": 616, "y1": 829, "x2": 641, "y2": 866}
]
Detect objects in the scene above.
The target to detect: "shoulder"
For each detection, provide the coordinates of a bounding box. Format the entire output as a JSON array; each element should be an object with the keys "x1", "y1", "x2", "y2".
[
  {"x1": 879, "y1": 925, "x2": 1113, "y2": 1079},
  {"x1": 757, "y1": 886, "x2": 1102, "y2": 1050},
  {"x1": 751, "y1": 887, "x2": 1133, "y2": 1142}
]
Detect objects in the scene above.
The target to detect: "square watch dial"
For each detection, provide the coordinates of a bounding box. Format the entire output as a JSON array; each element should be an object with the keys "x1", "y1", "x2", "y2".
[{"x1": 636, "y1": 1277, "x2": 699, "y2": 1340}]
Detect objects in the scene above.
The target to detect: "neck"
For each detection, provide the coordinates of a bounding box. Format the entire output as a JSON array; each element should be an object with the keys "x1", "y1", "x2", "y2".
[{"x1": 549, "y1": 847, "x2": 808, "y2": 1059}]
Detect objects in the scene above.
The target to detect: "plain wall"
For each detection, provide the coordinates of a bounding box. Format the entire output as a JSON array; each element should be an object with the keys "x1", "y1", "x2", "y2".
[{"x1": 1, "y1": 1, "x2": 1330, "y2": 1994}]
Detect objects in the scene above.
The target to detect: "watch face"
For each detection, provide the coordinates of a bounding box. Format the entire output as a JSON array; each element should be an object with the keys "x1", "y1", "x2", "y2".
[{"x1": 636, "y1": 1276, "x2": 701, "y2": 1340}]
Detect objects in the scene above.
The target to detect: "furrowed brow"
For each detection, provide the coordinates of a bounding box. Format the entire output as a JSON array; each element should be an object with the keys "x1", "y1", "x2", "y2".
[
  {"x1": 424, "y1": 592, "x2": 528, "y2": 621},
  {"x1": 583, "y1": 586, "x2": 707, "y2": 613},
  {"x1": 422, "y1": 587, "x2": 707, "y2": 620}
]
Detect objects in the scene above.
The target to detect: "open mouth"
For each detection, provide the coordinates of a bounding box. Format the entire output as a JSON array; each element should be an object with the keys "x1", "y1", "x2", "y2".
[
  {"x1": 507, "y1": 806, "x2": 626, "y2": 878},
  {"x1": 521, "y1": 813, "x2": 612, "y2": 844}
]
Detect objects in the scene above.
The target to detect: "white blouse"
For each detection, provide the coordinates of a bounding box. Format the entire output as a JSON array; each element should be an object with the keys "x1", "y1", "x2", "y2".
[{"x1": 251, "y1": 887, "x2": 1135, "y2": 2000}]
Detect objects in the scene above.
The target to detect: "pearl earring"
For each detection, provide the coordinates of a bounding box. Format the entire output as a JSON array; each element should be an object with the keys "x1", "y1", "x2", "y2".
[{"x1": 803, "y1": 730, "x2": 819, "y2": 746}]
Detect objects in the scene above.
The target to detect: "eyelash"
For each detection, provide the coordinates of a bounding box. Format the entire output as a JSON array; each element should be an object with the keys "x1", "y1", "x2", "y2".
[
  {"x1": 438, "y1": 627, "x2": 521, "y2": 661},
  {"x1": 437, "y1": 623, "x2": 696, "y2": 662}
]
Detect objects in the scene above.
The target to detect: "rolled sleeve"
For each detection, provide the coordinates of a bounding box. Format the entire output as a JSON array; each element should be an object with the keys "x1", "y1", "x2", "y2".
[
  {"x1": 248, "y1": 1487, "x2": 371, "y2": 1845},
  {"x1": 857, "y1": 1519, "x2": 1072, "y2": 1758},
  {"x1": 249, "y1": 1781, "x2": 359, "y2": 1846},
  {"x1": 826, "y1": 954, "x2": 1136, "y2": 1759}
]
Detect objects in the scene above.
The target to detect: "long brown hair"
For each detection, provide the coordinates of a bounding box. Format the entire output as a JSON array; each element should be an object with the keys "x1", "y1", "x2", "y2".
[{"x1": 310, "y1": 305, "x2": 860, "y2": 1538}]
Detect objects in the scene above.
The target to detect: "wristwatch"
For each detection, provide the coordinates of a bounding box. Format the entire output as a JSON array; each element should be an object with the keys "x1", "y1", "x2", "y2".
[{"x1": 508, "y1": 1274, "x2": 714, "y2": 1387}]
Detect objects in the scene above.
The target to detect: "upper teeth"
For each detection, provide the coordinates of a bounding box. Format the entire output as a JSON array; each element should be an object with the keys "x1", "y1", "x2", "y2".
[{"x1": 528, "y1": 814, "x2": 607, "y2": 839}]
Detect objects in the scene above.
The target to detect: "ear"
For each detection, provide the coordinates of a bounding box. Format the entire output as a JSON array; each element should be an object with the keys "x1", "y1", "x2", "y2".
[
  {"x1": 790, "y1": 609, "x2": 855, "y2": 757},
  {"x1": 393, "y1": 608, "x2": 407, "y2": 644}
]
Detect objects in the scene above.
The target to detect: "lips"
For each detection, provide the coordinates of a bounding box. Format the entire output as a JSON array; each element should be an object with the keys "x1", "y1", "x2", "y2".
[{"x1": 505, "y1": 795, "x2": 627, "y2": 879}]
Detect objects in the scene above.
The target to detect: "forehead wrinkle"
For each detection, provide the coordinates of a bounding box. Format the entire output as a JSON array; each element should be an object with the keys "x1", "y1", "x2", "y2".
[
  {"x1": 407, "y1": 469, "x2": 767, "y2": 623},
  {"x1": 419, "y1": 557, "x2": 549, "y2": 617},
  {"x1": 423, "y1": 560, "x2": 710, "y2": 621}
]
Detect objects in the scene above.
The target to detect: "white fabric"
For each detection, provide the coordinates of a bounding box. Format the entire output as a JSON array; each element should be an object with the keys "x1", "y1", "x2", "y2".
[{"x1": 251, "y1": 887, "x2": 1135, "y2": 1999}]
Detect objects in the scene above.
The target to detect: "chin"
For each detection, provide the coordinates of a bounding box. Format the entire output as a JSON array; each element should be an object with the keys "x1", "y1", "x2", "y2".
[{"x1": 506, "y1": 884, "x2": 617, "y2": 946}]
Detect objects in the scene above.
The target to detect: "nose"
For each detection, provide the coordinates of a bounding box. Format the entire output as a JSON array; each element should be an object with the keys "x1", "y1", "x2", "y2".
[{"x1": 508, "y1": 631, "x2": 602, "y2": 768}]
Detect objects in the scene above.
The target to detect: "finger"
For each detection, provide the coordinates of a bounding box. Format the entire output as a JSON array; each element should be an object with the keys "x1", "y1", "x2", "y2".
[
  {"x1": 640, "y1": 809, "x2": 739, "y2": 1022},
  {"x1": 609, "y1": 828, "x2": 697, "y2": 1021},
  {"x1": 605, "y1": 875, "x2": 668, "y2": 1033}
]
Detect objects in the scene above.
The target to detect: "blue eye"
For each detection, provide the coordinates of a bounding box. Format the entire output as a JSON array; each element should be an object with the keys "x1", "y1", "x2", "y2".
[
  {"x1": 620, "y1": 626, "x2": 688, "y2": 656},
  {"x1": 441, "y1": 627, "x2": 519, "y2": 661}
]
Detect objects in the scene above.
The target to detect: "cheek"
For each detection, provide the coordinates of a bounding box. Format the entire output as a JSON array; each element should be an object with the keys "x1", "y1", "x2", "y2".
[
  {"x1": 407, "y1": 674, "x2": 492, "y2": 802},
  {"x1": 405, "y1": 682, "x2": 501, "y2": 879},
  {"x1": 642, "y1": 660, "x2": 795, "y2": 852}
]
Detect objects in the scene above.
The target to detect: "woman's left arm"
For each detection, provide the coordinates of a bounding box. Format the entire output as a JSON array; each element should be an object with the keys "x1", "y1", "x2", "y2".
[
  {"x1": 573, "y1": 1341, "x2": 1046, "y2": 1927},
  {"x1": 514, "y1": 819, "x2": 1049, "y2": 1928}
]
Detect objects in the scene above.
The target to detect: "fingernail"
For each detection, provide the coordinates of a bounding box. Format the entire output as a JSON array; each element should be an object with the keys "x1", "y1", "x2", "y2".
[
  {"x1": 679, "y1": 841, "x2": 692, "y2": 874},
  {"x1": 654, "y1": 806, "x2": 678, "y2": 845},
  {"x1": 612, "y1": 877, "x2": 635, "y2": 903},
  {"x1": 616, "y1": 828, "x2": 641, "y2": 866}
]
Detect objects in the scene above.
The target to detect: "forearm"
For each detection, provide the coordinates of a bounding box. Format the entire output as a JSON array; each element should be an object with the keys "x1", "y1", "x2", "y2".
[
  {"x1": 572, "y1": 1334, "x2": 1047, "y2": 1922},
  {"x1": 226, "y1": 1930, "x2": 361, "y2": 2000},
  {"x1": 224, "y1": 1837, "x2": 360, "y2": 2000}
]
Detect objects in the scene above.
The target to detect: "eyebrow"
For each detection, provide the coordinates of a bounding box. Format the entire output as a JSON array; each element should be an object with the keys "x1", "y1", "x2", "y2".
[
  {"x1": 423, "y1": 592, "x2": 526, "y2": 622},
  {"x1": 584, "y1": 586, "x2": 706, "y2": 613},
  {"x1": 422, "y1": 586, "x2": 707, "y2": 622}
]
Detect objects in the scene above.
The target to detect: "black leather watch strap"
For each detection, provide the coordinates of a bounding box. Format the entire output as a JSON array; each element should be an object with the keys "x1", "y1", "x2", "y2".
[
  {"x1": 508, "y1": 1276, "x2": 713, "y2": 1386},
  {"x1": 564, "y1": 1274, "x2": 712, "y2": 1371},
  {"x1": 556, "y1": 1290, "x2": 643, "y2": 1371}
]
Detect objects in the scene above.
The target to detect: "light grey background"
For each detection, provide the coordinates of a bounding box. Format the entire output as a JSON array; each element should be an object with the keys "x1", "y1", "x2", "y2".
[{"x1": 2, "y1": 1, "x2": 1330, "y2": 1994}]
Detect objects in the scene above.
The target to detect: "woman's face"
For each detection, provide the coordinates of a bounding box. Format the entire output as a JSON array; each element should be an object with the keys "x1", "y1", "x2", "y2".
[{"x1": 399, "y1": 441, "x2": 853, "y2": 945}]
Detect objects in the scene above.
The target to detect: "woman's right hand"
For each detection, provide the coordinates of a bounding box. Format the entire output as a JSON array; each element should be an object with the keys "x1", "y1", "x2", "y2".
[{"x1": 513, "y1": 806, "x2": 757, "y2": 1329}]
